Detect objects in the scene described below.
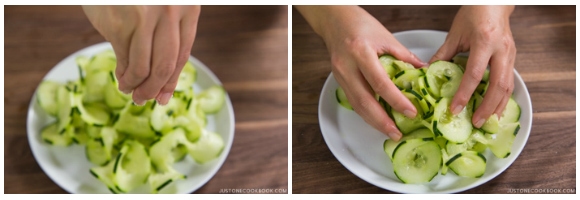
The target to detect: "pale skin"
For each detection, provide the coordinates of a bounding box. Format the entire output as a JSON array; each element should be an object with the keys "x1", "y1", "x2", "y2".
[
  {"x1": 296, "y1": 5, "x2": 516, "y2": 141},
  {"x1": 82, "y1": 5, "x2": 201, "y2": 106}
]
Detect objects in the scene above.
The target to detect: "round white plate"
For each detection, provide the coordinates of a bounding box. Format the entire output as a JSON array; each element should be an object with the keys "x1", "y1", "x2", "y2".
[
  {"x1": 26, "y1": 42, "x2": 235, "y2": 194},
  {"x1": 318, "y1": 30, "x2": 532, "y2": 193}
]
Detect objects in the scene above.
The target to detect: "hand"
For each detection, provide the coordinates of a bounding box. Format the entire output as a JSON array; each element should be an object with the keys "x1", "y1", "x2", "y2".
[
  {"x1": 430, "y1": 5, "x2": 516, "y2": 128},
  {"x1": 297, "y1": 6, "x2": 427, "y2": 141},
  {"x1": 82, "y1": 5, "x2": 201, "y2": 105}
]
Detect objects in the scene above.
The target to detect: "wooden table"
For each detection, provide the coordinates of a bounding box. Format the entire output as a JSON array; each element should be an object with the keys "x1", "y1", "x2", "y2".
[
  {"x1": 292, "y1": 5, "x2": 575, "y2": 194},
  {"x1": 4, "y1": 5, "x2": 288, "y2": 194}
]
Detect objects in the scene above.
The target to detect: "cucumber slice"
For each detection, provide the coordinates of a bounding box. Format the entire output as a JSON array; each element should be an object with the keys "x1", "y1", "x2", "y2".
[
  {"x1": 90, "y1": 156, "x2": 122, "y2": 194},
  {"x1": 175, "y1": 61, "x2": 197, "y2": 92},
  {"x1": 426, "y1": 61, "x2": 463, "y2": 98},
  {"x1": 187, "y1": 97, "x2": 207, "y2": 127},
  {"x1": 383, "y1": 128, "x2": 433, "y2": 160},
  {"x1": 393, "y1": 69, "x2": 423, "y2": 90},
  {"x1": 188, "y1": 130, "x2": 225, "y2": 164},
  {"x1": 150, "y1": 97, "x2": 186, "y2": 133},
  {"x1": 499, "y1": 98, "x2": 521, "y2": 124},
  {"x1": 379, "y1": 55, "x2": 398, "y2": 78},
  {"x1": 392, "y1": 109, "x2": 424, "y2": 135},
  {"x1": 336, "y1": 87, "x2": 353, "y2": 110},
  {"x1": 86, "y1": 127, "x2": 119, "y2": 166},
  {"x1": 433, "y1": 98, "x2": 473, "y2": 143},
  {"x1": 197, "y1": 86, "x2": 226, "y2": 114},
  {"x1": 73, "y1": 93, "x2": 110, "y2": 126},
  {"x1": 392, "y1": 138, "x2": 442, "y2": 184},
  {"x1": 393, "y1": 60, "x2": 415, "y2": 71},
  {"x1": 83, "y1": 70, "x2": 110, "y2": 103},
  {"x1": 41, "y1": 122, "x2": 73, "y2": 146},
  {"x1": 475, "y1": 81, "x2": 489, "y2": 96},
  {"x1": 481, "y1": 114, "x2": 500, "y2": 134},
  {"x1": 36, "y1": 80, "x2": 62, "y2": 116},
  {"x1": 104, "y1": 71, "x2": 131, "y2": 109},
  {"x1": 76, "y1": 55, "x2": 90, "y2": 72},
  {"x1": 440, "y1": 148, "x2": 450, "y2": 175},
  {"x1": 114, "y1": 103, "x2": 156, "y2": 138},
  {"x1": 86, "y1": 137, "x2": 111, "y2": 166},
  {"x1": 56, "y1": 85, "x2": 74, "y2": 133},
  {"x1": 486, "y1": 122, "x2": 520, "y2": 158},
  {"x1": 69, "y1": 124, "x2": 90, "y2": 145},
  {"x1": 470, "y1": 142, "x2": 487, "y2": 153},
  {"x1": 452, "y1": 55, "x2": 468, "y2": 71},
  {"x1": 114, "y1": 140, "x2": 152, "y2": 192},
  {"x1": 148, "y1": 167, "x2": 186, "y2": 194},
  {"x1": 446, "y1": 151, "x2": 487, "y2": 178},
  {"x1": 482, "y1": 69, "x2": 490, "y2": 83},
  {"x1": 471, "y1": 92, "x2": 484, "y2": 113},
  {"x1": 174, "y1": 116, "x2": 203, "y2": 142},
  {"x1": 150, "y1": 128, "x2": 192, "y2": 171}
]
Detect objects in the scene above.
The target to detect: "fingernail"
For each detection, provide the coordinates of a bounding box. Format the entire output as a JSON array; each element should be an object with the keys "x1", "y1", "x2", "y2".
[
  {"x1": 475, "y1": 118, "x2": 485, "y2": 128},
  {"x1": 133, "y1": 99, "x2": 146, "y2": 106},
  {"x1": 119, "y1": 87, "x2": 131, "y2": 94},
  {"x1": 156, "y1": 92, "x2": 173, "y2": 106},
  {"x1": 403, "y1": 110, "x2": 416, "y2": 119},
  {"x1": 452, "y1": 105, "x2": 463, "y2": 115},
  {"x1": 388, "y1": 132, "x2": 402, "y2": 142}
]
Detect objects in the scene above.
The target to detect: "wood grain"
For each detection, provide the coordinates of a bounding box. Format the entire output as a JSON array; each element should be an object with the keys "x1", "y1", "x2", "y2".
[
  {"x1": 292, "y1": 5, "x2": 575, "y2": 194},
  {"x1": 4, "y1": 5, "x2": 288, "y2": 194}
]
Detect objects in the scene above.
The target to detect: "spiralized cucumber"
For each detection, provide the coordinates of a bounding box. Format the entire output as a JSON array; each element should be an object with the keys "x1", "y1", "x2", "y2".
[
  {"x1": 338, "y1": 55, "x2": 522, "y2": 184},
  {"x1": 35, "y1": 50, "x2": 228, "y2": 193}
]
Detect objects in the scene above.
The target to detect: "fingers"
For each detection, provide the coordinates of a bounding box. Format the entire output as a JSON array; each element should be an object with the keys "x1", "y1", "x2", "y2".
[
  {"x1": 472, "y1": 51, "x2": 514, "y2": 128},
  {"x1": 334, "y1": 69, "x2": 403, "y2": 141},
  {"x1": 154, "y1": 6, "x2": 200, "y2": 105},
  {"x1": 132, "y1": 7, "x2": 181, "y2": 105},
  {"x1": 449, "y1": 46, "x2": 491, "y2": 115},
  {"x1": 355, "y1": 47, "x2": 417, "y2": 119},
  {"x1": 118, "y1": 16, "x2": 155, "y2": 99}
]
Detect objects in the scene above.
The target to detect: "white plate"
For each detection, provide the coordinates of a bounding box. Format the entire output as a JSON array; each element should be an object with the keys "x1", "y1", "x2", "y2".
[
  {"x1": 318, "y1": 30, "x2": 532, "y2": 193},
  {"x1": 26, "y1": 42, "x2": 235, "y2": 194}
]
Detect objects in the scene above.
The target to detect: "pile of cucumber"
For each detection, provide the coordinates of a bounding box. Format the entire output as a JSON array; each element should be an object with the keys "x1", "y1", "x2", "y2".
[
  {"x1": 36, "y1": 50, "x2": 227, "y2": 193},
  {"x1": 336, "y1": 55, "x2": 521, "y2": 184}
]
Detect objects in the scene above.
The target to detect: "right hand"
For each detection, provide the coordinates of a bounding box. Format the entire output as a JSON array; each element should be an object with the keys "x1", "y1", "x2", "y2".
[
  {"x1": 296, "y1": 6, "x2": 427, "y2": 141},
  {"x1": 82, "y1": 5, "x2": 200, "y2": 105}
]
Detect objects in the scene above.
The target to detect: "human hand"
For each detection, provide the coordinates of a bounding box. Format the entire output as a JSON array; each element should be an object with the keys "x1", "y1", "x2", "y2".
[
  {"x1": 296, "y1": 6, "x2": 427, "y2": 141},
  {"x1": 429, "y1": 5, "x2": 516, "y2": 128},
  {"x1": 82, "y1": 5, "x2": 200, "y2": 105}
]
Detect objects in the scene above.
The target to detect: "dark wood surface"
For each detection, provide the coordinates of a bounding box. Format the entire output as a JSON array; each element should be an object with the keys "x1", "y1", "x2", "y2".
[
  {"x1": 4, "y1": 5, "x2": 288, "y2": 194},
  {"x1": 292, "y1": 5, "x2": 575, "y2": 194}
]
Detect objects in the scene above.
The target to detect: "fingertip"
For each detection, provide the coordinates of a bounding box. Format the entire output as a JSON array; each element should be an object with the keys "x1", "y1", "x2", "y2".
[
  {"x1": 403, "y1": 109, "x2": 417, "y2": 119},
  {"x1": 450, "y1": 100, "x2": 465, "y2": 115},
  {"x1": 156, "y1": 92, "x2": 173, "y2": 106},
  {"x1": 473, "y1": 117, "x2": 485, "y2": 128}
]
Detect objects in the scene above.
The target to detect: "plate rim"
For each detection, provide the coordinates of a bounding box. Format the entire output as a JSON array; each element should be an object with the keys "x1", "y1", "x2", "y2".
[
  {"x1": 317, "y1": 29, "x2": 532, "y2": 193},
  {"x1": 25, "y1": 42, "x2": 235, "y2": 194}
]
